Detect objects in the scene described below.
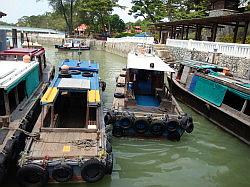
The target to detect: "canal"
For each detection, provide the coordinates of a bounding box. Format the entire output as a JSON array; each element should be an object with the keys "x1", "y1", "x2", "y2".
[{"x1": 4, "y1": 46, "x2": 250, "y2": 187}]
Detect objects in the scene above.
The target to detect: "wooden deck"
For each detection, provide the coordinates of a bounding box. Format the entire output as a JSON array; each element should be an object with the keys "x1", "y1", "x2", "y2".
[{"x1": 28, "y1": 131, "x2": 98, "y2": 159}]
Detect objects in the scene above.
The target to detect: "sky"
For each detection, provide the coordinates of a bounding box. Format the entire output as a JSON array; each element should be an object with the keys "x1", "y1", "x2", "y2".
[{"x1": 0, "y1": 0, "x2": 137, "y2": 24}]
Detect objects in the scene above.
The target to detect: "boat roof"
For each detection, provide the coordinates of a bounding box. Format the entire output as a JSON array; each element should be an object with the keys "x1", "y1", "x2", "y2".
[
  {"x1": 179, "y1": 59, "x2": 223, "y2": 70},
  {"x1": 0, "y1": 60, "x2": 39, "y2": 90},
  {"x1": 0, "y1": 48, "x2": 45, "y2": 57},
  {"x1": 41, "y1": 59, "x2": 101, "y2": 105},
  {"x1": 127, "y1": 52, "x2": 175, "y2": 73}
]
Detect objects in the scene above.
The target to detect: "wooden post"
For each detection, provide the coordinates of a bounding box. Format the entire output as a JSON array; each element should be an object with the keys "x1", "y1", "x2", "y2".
[
  {"x1": 186, "y1": 26, "x2": 189, "y2": 40},
  {"x1": 195, "y1": 25, "x2": 199, "y2": 40},
  {"x1": 3, "y1": 93, "x2": 10, "y2": 115},
  {"x1": 242, "y1": 21, "x2": 249, "y2": 44},
  {"x1": 241, "y1": 100, "x2": 248, "y2": 113},
  {"x1": 181, "y1": 25, "x2": 185, "y2": 40},
  {"x1": 50, "y1": 106, "x2": 55, "y2": 128},
  {"x1": 159, "y1": 26, "x2": 162, "y2": 44},
  {"x1": 212, "y1": 24, "x2": 218, "y2": 42},
  {"x1": 171, "y1": 26, "x2": 174, "y2": 39},
  {"x1": 233, "y1": 22, "x2": 239, "y2": 43},
  {"x1": 12, "y1": 29, "x2": 18, "y2": 48}
]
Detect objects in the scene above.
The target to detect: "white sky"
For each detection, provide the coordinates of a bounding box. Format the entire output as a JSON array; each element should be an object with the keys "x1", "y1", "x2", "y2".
[{"x1": 0, "y1": 0, "x2": 137, "y2": 24}]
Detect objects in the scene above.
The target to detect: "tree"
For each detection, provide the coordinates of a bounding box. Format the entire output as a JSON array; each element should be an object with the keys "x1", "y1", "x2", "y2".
[
  {"x1": 109, "y1": 14, "x2": 125, "y2": 33},
  {"x1": 129, "y1": 0, "x2": 166, "y2": 23},
  {"x1": 38, "y1": 0, "x2": 76, "y2": 34}
]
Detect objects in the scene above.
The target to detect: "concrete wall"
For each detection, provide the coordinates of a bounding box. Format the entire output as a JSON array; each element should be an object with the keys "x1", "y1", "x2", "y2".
[{"x1": 165, "y1": 46, "x2": 250, "y2": 78}]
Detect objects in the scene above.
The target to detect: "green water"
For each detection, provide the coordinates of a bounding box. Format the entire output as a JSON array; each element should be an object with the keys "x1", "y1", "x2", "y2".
[{"x1": 5, "y1": 47, "x2": 250, "y2": 187}]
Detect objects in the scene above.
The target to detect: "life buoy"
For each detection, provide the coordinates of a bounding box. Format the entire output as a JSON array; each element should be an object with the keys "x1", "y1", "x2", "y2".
[
  {"x1": 106, "y1": 141, "x2": 112, "y2": 153},
  {"x1": 166, "y1": 120, "x2": 179, "y2": 132},
  {"x1": 118, "y1": 117, "x2": 132, "y2": 129},
  {"x1": 17, "y1": 164, "x2": 49, "y2": 187},
  {"x1": 82, "y1": 72, "x2": 93, "y2": 77},
  {"x1": 104, "y1": 112, "x2": 114, "y2": 125},
  {"x1": 114, "y1": 93, "x2": 125, "y2": 98},
  {"x1": 116, "y1": 83, "x2": 125, "y2": 87},
  {"x1": 105, "y1": 153, "x2": 113, "y2": 175},
  {"x1": 150, "y1": 120, "x2": 165, "y2": 136},
  {"x1": 133, "y1": 119, "x2": 149, "y2": 134},
  {"x1": 112, "y1": 125, "x2": 123, "y2": 137},
  {"x1": 52, "y1": 164, "x2": 73, "y2": 182},
  {"x1": 81, "y1": 159, "x2": 105, "y2": 183}
]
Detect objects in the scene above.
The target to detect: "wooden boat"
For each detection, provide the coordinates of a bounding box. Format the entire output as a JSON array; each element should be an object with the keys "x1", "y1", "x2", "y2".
[
  {"x1": 17, "y1": 59, "x2": 112, "y2": 186},
  {"x1": 0, "y1": 48, "x2": 53, "y2": 183},
  {"x1": 168, "y1": 59, "x2": 250, "y2": 145},
  {"x1": 55, "y1": 38, "x2": 90, "y2": 50},
  {"x1": 105, "y1": 46, "x2": 194, "y2": 141},
  {"x1": 22, "y1": 41, "x2": 43, "y2": 49}
]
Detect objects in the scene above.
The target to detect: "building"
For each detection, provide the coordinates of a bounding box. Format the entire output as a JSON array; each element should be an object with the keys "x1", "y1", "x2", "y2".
[{"x1": 75, "y1": 24, "x2": 88, "y2": 36}]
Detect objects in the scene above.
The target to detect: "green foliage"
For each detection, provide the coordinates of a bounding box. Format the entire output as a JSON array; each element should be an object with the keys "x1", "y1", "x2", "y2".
[
  {"x1": 219, "y1": 34, "x2": 250, "y2": 44},
  {"x1": 0, "y1": 21, "x2": 15, "y2": 26},
  {"x1": 109, "y1": 14, "x2": 126, "y2": 33},
  {"x1": 114, "y1": 32, "x2": 135, "y2": 38}
]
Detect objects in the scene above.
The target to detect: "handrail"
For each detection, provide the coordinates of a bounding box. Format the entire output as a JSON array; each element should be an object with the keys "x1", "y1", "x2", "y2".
[{"x1": 165, "y1": 39, "x2": 250, "y2": 58}]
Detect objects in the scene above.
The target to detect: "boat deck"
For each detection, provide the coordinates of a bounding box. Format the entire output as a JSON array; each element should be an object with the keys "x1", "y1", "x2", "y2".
[{"x1": 27, "y1": 129, "x2": 98, "y2": 159}]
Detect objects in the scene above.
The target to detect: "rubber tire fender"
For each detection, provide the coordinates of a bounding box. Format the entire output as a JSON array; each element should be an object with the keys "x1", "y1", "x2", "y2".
[
  {"x1": 106, "y1": 141, "x2": 112, "y2": 153},
  {"x1": 69, "y1": 70, "x2": 81, "y2": 75},
  {"x1": 82, "y1": 72, "x2": 93, "y2": 77},
  {"x1": 167, "y1": 131, "x2": 181, "y2": 141},
  {"x1": 114, "y1": 93, "x2": 125, "y2": 98},
  {"x1": 149, "y1": 120, "x2": 165, "y2": 136},
  {"x1": 133, "y1": 119, "x2": 149, "y2": 134},
  {"x1": 52, "y1": 164, "x2": 73, "y2": 182},
  {"x1": 118, "y1": 117, "x2": 132, "y2": 129},
  {"x1": 106, "y1": 153, "x2": 113, "y2": 175},
  {"x1": 17, "y1": 164, "x2": 49, "y2": 187},
  {"x1": 104, "y1": 112, "x2": 115, "y2": 125},
  {"x1": 166, "y1": 120, "x2": 179, "y2": 132},
  {"x1": 116, "y1": 83, "x2": 125, "y2": 87},
  {"x1": 4, "y1": 139, "x2": 16, "y2": 159},
  {"x1": 112, "y1": 125, "x2": 123, "y2": 137},
  {"x1": 81, "y1": 159, "x2": 106, "y2": 183}
]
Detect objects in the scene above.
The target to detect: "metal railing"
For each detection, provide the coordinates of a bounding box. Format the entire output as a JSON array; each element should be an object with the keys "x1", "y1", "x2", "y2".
[{"x1": 166, "y1": 39, "x2": 250, "y2": 58}]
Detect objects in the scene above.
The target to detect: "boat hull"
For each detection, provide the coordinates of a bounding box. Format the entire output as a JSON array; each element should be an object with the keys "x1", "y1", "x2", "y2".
[
  {"x1": 55, "y1": 45, "x2": 90, "y2": 50},
  {"x1": 168, "y1": 77, "x2": 250, "y2": 145}
]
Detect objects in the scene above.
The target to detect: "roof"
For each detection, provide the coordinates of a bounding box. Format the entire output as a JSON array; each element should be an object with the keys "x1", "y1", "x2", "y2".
[
  {"x1": 41, "y1": 59, "x2": 101, "y2": 105},
  {"x1": 75, "y1": 24, "x2": 88, "y2": 31},
  {"x1": 153, "y1": 12, "x2": 250, "y2": 28},
  {"x1": 0, "y1": 60, "x2": 39, "y2": 90},
  {"x1": 0, "y1": 11, "x2": 6, "y2": 18},
  {"x1": 0, "y1": 48, "x2": 45, "y2": 57},
  {"x1": 127, "y1": 52, "x2": 175, "y2": 73},
  {"x1": 179, "y1": 59, "x2": 223, "y2": 70}
]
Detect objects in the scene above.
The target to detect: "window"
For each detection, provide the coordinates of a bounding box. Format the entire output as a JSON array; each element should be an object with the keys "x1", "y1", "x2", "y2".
[
  {"x1": 244, "y1": 101, "x2": 250, "y2": 116},
  {"x1": 222, "y1": 90, "x2": 245, "y2": 111}
]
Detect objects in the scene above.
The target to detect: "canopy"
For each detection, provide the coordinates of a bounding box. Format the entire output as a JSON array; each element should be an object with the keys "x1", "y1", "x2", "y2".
[{"x1": 127, "y1": 52, "x2": 175, "y2": 73}]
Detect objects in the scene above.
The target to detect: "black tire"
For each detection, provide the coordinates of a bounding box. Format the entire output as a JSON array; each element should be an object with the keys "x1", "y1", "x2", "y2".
[
  {"x1": 116, "y1": 83, "x2": 125, "y2": 87},
  {"x1": 100, "y1": 81, "x2": 106, "y2": 92},
  {"x1": 114, "y1": 93, "x2": 125, "y2": 98},
  {"x1": 120, "y1": 73, "x2": 126, "y2": 77},
  {"x1": 106, "y1": 141, "x2": 112, "y2": 153},
  {"x1": 133, "y1": 119, "x2": 149, "y2": 134},
  {"x1": 180, "y1": 116, "x2": 194, "y2": 133},
  {"x1": 17, "y1": 164, "x2": 49, "y2": 187},
  {"x1": 70, "y1": 70, "x2": 81, "y2": 75},
  {"x1": 106, "y1": 153, "x2": 113, "y2": 175},
  {"x1": 150, "y1": 120, "x2": 165, "y2": 136},
  {"x1": 122, "y1": 68, "x2": 127, "y2": 71},
  {"x1": 166, "y1": 120, "x2": 179, "y2": 132},
  {"x1": 58, "y1": 72, "x2": 72, "y2": 78},
  {"x1": 167, "y1": 131, "x2": 181, "y2": 141},
  {"x1": 112, "y1": 125, "x2": 123, "y2": 137},
  {"x1": 0, "y1": 153, "x2": 6, "y2": 183},
  {"x1": 82, "y1": 72, "x2": 93, "y2": 77},
  {"x1": 81, "y1": 159, "x2": 105, "y2": 183},
  {"x1": 118, "y1": 117, "x2": 132, "y2": 129},
  {"x1": 104, "y1": 112, "x2": 114, "y2": 125},
  {"x1": 4, "y1": 139, "x2": 15, "y2": 159},
  {"x1": 52, "y1": 164, "x2": 73, "y2": 182}
]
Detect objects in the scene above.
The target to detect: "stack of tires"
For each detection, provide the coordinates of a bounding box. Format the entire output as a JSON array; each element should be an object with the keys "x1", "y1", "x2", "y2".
[{"x1": 104, "y1": 112, "x2": 194, "y2": 141}]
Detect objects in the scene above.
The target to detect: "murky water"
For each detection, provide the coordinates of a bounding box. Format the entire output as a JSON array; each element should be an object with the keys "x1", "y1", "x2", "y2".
[{"x1": 4, "y1": 46, "x2": 250, "y2": 187}]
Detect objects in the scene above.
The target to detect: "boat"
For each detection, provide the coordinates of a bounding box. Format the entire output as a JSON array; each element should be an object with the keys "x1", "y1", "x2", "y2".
[
  {"x1": 22, "y1": 41, "x2": 43, "y2": 49},
  {"x1": 55, "y1": 38, "x2": 90, "y2": 50},
  {"x1": 0, "y1": 48, "x2": 54, "y2": 184},
  {"x1": 168, "y1": 59, "x2": 250, "y2": 145},
  {"x1": 16, "y1": 59, "x2": 112, "y2": 186},
  {"x1": 104, "y1": 45, "x2": 194, "y2": 141}
]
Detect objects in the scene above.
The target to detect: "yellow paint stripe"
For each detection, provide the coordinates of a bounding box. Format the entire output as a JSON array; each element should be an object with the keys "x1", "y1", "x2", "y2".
[
  {"x1": 88, "y1": 90, "x2": 100, "y2": 103},
  {"x1": 41, "y1": 87, "x2": 58, "y2": 104}
]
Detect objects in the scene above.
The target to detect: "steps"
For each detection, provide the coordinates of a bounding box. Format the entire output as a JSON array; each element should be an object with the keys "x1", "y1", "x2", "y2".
[{"x1": 154, "y1": 44, "x2": 175, "y2": 64}]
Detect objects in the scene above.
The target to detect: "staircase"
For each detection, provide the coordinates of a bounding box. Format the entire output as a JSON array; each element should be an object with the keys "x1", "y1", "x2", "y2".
[{"x1": 154, "y1": 44, "x2": 175, "y2": 64}]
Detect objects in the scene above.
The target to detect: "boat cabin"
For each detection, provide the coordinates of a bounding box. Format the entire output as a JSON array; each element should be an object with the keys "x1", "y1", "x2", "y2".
[
  {"x1": 63, "y1": 38, "x2": 88, "y2": 48},
  {"x1": 125, "y1": 51, "x2": 175, "y2": 107},
  {"x1": 176, "y1": 60, "x2": 250, "y2": 117},
  {"x1": 0, "y1": 60, "x2": 40, "y2": 125}
]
